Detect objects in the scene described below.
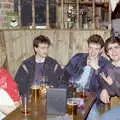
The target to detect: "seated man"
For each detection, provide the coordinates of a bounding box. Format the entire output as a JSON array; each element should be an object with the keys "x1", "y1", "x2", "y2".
[
  {"x1": 15, "y1": 35, "x2": 63, "y2": 96},
  {"x1": 63, "y1": 34, "x2": 110, "y2": 97},
  {"x1": 100, "y1": 36, "x2": 120, "y2": 104},
  {"x1": 100, "y1": 0, "x2": 120, "y2": 104},
  {"x1": 0, "y1": 68, "x2": 20, "y2": 119},
  {"x1": 63, "y1": 34, "x2": 111, "y2": 120}
]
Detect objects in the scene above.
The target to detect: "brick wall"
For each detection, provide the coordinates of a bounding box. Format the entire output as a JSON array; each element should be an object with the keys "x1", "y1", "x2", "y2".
[{"x1": 0, "y1": 0, "x2": 14, "y2": 28}]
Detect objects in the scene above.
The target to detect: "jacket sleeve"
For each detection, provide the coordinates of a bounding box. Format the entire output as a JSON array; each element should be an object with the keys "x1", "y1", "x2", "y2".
[
  {"x1": 106, "y1": 83, "x2": 120, "y2": 97},
  {"x1": 14, "y1": 63, "x2": 29, "y2": 96},
  {"x1": 89, "y1": 67, "x2": 104, "y2": 101},
  {"x1": 53, "y1": 63, "x2": 66, "y2": 88},
  {"x1": 99, "y1": 65, "x2": 120, "y2": 97},
  {"x1": 63, "y1": 53, "x2": 83, "y2": 84},
  {"x1": 61, "y1": 58, "x2": 76, "y2": 88},
  {"x1": 64, "y1": 53, "x2": 83, "y2": 76},
  {"x1": 61, "y1": 68, "x2": 71, "y2": 87},
  {"x1": 97, "y1": 77, "x2": 120, "y2": 97}
]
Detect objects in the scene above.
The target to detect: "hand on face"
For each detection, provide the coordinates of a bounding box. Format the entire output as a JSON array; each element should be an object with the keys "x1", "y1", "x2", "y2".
[
  {"x1": 87, "y1": 43, "x2": 102, "y2": 70},
  {"x1": 87, "y1": 57, "x2": 100, "y2": 70},
  {"x1": 100, "y1": 89, "x2": 110, "y2": 103}
]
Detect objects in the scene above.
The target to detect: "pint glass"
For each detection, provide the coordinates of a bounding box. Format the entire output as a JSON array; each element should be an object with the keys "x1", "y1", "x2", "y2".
[
  {"x1": 21, "y1": 95, "x2": 31, "y2": 115},
  {"x1": 31, "y1": 85, "x2": 40, "y2": 104},
  {"x1": 67, "y1": 98, "x2": 77, "y2": 115}
]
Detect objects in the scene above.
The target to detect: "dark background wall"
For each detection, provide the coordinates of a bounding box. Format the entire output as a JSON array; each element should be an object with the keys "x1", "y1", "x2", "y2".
[{"x1": 14, "y1": 0, "x2": 56, "y2": 26}]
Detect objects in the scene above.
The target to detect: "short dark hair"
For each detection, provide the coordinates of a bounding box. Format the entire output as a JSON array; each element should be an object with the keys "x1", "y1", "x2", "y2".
[
  {"x1": 33, "y1": 35, "x2": 51, "y2": 48},
  {"x1": 87, "y1": 34, "x2": 104, "y2": 48},
  {"x1": 104, "y1": 36, "x2": 120, "y2": 54}
]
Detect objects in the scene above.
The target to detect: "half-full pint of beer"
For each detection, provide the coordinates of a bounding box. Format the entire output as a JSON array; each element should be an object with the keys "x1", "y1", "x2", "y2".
[
  {"x1": 31, "y1": 85, "x2": 40, "y2": 103},
  {"x1": 67, "y1": 102, "x2": 77, "y2": 115}
]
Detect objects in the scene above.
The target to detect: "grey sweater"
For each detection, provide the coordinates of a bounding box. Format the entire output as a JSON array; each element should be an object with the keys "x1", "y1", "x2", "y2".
[{"x1": 103, "y1": 64, "x2": 120, "y2": 97}]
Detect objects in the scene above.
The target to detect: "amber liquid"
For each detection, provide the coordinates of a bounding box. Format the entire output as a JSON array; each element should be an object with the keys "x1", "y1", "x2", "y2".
[
  {"x1": 21, "y1": 110, "x2": 31, "y2": 115},
  {"x1": 21, "y1": 103, "x2": 31, "y2": 115},
  {"x1": 31, "y1": 88, "x2": 40, "y2": 103},
  {"x1": 39, "y1": 85, "x2": 50, "y2": 95},
  {"x1": 79, "y1": 91, "x2": 87, "y2": 99},
  {"x1": 67, "y1": 103, "x2": 77, "y2": 115},
  {"x1": 104, "y1": 102, "x2": 111, "y2": 112}
]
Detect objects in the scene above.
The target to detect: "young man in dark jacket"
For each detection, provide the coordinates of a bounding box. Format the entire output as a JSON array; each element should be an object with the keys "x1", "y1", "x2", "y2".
[
  {"x1": 15, "y1": 35, "x2": 63, "y2": 96},
  {"x1": 100, "y1": 37, "x2": 120, "y2": 103},
  {"x1": 63, "y1": 34, "x2": 111, "y2": 120},
  {"x1": 63, "y1": 34, "x2": 110, "y2": 97}
]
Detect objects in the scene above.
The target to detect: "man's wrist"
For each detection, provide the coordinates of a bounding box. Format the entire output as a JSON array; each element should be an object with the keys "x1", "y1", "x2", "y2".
[
  {"x1": 107, "y1": 81, "x2": 113, "y2": 86},
  {"x1": 95, "y1": 65, "x2": 100, "y2": 70},
  {"x1": 94, "y1": 66, "x2": 100, "y2": 74}
]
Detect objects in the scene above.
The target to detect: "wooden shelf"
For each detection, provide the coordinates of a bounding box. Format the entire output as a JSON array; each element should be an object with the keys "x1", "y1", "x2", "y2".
[{"x1": 64, "y1": 1, "x2": 105, "y2": 6}]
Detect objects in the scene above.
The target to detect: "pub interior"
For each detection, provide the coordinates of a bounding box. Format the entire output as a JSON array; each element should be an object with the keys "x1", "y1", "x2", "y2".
[{"x1": 0, "y1": 0, "x2": 120, "y2": 120}]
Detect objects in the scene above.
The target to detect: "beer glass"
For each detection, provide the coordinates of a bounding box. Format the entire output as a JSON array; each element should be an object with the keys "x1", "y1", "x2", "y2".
[
  {"x1": 68, "y1": 77, "x2": 77, "y2": 98},
  {"x1": 104, "y1": 102, "x2": 111, "y2": 112},
  {"x1": 21, "y1": 95, "x2": 31, "y2": 115},
  {"x1": 76, "y1": 77, "x2": 87, "y2": 99},
  {"x1": 31, "y1": 79, "x2": 41, "y2": 104},
  {"x1": 31, "y1": 84, "x2": 40, "y2": 104},
  {"x1": 78, "y1": 88, "x2": 86, "y2": 99},
  {"x1": 67, "y1": 98, "x2": 78, "y2": 115}
]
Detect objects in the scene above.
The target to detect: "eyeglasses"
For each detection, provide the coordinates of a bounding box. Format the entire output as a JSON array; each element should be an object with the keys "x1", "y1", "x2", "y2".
[{"x1": 107, "y1": 45, "x2": 120, "y2": 52}]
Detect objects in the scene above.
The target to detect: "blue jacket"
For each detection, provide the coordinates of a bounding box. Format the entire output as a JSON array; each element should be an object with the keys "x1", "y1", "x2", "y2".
[
  {"x1": 15, "y1": 55, "x2": 63, "y2": 96},
  {"x1": 101, "y1": 64, "x2": 120, "y2": 97},
  {"x1": 63, "y1": 53, "x2": 110, "y2": 96}
]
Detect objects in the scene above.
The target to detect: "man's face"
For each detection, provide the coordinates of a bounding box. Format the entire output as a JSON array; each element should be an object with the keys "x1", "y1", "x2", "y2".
[
  {"x1": 107, "y1": 43, "x2": 120, "y2": 62},
  {"x1": 88, "y1": 43, "x2": 102, "y2": 58},
  {"x1": 34, "y1": 43, "x2": 49, "y2": 58}
]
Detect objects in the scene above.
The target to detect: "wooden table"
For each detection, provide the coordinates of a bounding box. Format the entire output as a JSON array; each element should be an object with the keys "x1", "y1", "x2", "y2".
[
  {"x1": 76, "y1": 92, "x2": 96, "y2": 120},
  {"x1": 3, "y1": 92, "x2": 96, "y2": 120}
]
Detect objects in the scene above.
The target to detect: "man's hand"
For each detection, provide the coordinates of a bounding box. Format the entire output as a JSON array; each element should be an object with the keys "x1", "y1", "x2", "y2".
[
  {"x1": 87, "y1": 57, "x2": 100, "y2": 70},
  {"x1": 100, "y1": 72, "x2": 113, "y2": 85},
  {"x1": 100, "y1": 89, "x2": 110, "y2": 103},
  {"x1": 40, "y1": 85, "x2": 54, "y2": 95}
]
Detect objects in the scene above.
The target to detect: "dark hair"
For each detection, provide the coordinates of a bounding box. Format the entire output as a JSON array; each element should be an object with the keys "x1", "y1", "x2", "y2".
[
  {"x1": 112, "y1": 1, "x2": 120, "y2": 19},
  {"x1": 33, "y1": 35, "x2": 51, "y2": 48},
  {"x1": 87, "y1": 34, "x2": 104, "y2": 48},
  {"x1": 104, "y1": 36, "x2": 120, "y2": 54}
]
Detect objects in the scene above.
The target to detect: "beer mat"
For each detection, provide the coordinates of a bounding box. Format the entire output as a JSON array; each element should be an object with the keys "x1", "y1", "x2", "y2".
[
  {"x1": 47, "y1": 114, "x2": 72, "y2": 120},
  {"x1": 67, "y1": 98, "x2": 84, "y2": 107}
]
